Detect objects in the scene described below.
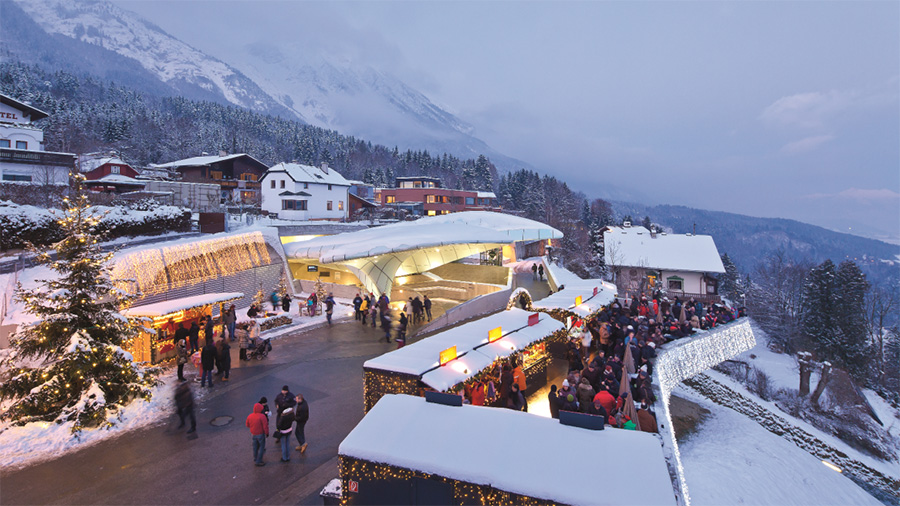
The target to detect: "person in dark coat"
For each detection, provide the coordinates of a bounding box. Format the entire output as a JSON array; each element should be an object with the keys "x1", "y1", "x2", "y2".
[
  {"x1": 324, "y1": 293, "x2": 335, "y2": 325},
  {"x1": 276, "y1": 407, "x2": 295, "y2": 462},
  {"x1": 200, "y1": 340, "x2": 216, "y2": 388},
  {"x1": 174, "y1": 322, "x2": 189, "y2": 346},
  {"x1": 397, "y1": 312, "x2": 408, "y2": 344},
  {"x1": 423, "y1": 295, "x2": 432, "y2": 321},
  {"x1": 353, "y1": 294, "x2": 363, "y2": 320},
  {"x1": 188, "y1": 321, "x2": 200, "y2": 353},
  {"x1": 586, "y1": 397, "x2": 608, "y2": 425},
  {"x1": 217, "y1": 338, "x2": 231, "y2": 381},
  {"x1": 499, "y1": 364, "x2": 514, "y2": 407},
  {"x1": 537, "y1": 263, "x2": 544, "y2": 280},
  {"x1": 223, "y1": 305, "x2": 237, "y2": 341},
  {"x1": 531, "y1": 263, "x2": 538, "y2": 280},
  {"x1": 275, "y1": 385, "x2": 297, "y2": 413},
  {"x1": 507, "y1": 382, "x2": 527, "y2": 411},
  {"x1": 203, "y1": 316, "x2": 215, "y2": 346},
  {"x1": 174, "y1": 380, "x2": 196, "y2": 433},
  {"x1": 547, "y1": 384, "x2": 561, "y2": 419},
  {"x1": 176, "y1": 339, "x2": 189, "y2": 381},
  {"x1": 294, "y1": 394, "x2": 310, "y2": 453},
  {"x1": 282, "y1": 293, "x2": 292, "y2": 313}
]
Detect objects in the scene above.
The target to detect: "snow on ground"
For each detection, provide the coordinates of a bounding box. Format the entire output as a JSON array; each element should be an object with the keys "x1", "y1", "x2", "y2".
[{"x1": 675, "y1": 387, "x2": 882, "y2": 506}]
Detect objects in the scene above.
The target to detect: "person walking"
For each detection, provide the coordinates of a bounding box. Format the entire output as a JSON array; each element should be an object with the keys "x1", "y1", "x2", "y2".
[
  {"x1": 200, "y1": 339, "x2": 216, "y2": 388},
  {"x1": 270, "y1": 291, "x2": 280, "y2": 312},
  {"x1": 281, "y1": 293, "x2": 292, "y2": 313},
  {"x1": 203, "y1": 316, "x2": 215, "y2": 347},
  {"x1": 531, "y1": 262, "x2": 538, "y2": 280},
  {"x1": 223, "y1": 305, "x2": 237, "y2": 341},
  {"x1": 188, "y1": 321, "x2": 200, "y2": 353},
  {"x1": 324, "y1": 293, "x2": 335, "y2": 325},
  {"x1": 246, "y1": 402, "x2": 269, "y2": 466},
  {"x1": 538, "y1": 263, "x2": 544, "y2": 281},
  {"x1": 276, "y1": 407, "x2": 295, "y2": 462},
  {"x1": 176, "y1": 339, "x2": 189, "y2": 381},
  {"x1": 218, "y1": 338, "x2": 231, "y2": 382},
  {"x1": 359, "y1": 296, "x2": 369, "y2": 325},
  {"x1": 174, "y1": 380, "x2": 196, "y2": 433},
  {"x1": 238, "y1": 324, "x2": 249, "y2": 361},
  {"x1": 294, "y1": 394, "x2": 309, "y2": 454},
  {"x1": 369, "y1": 303, "x2": 377, "y2": 328},
  {"x1": 423, "y1": 294, "x2": 432, "y2": 322}
]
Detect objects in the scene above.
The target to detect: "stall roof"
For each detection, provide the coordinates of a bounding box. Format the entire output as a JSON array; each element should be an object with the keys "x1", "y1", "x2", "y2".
[
  {"x1": 340, "y1": 394, "x2": 676, "y2": 506},
  {"x1": 122, "y1": 292, "x2": 243, "y2": 318},
  {"x1": 364, "y1": 308, "x2": 564, "y2": 391},
  {"x1": 532, "y1": 280, "x2": 617, "y2": 318}
]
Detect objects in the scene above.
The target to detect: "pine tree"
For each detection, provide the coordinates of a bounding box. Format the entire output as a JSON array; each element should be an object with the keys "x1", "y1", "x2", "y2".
[
  {"x1": 801, "y1": 259, "x2": 838, "y2": 361},
  {"x1": 0, "y1": 175, "x2": 155, "y2": 431},
  {"x1": 641, "y1": 216, "x2": 652, "y2": 230},
  {"x1": 720, "y1": 253, "x2": 744, "y2": 304},
  {"x1": 834, "y1": 260, "x2": 869, "y2": 379}
]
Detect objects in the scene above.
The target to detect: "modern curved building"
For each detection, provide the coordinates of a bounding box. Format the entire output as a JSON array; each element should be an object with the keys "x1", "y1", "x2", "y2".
[{"x1": 282, "y1": 211, "x2": 562, "y2": 296}]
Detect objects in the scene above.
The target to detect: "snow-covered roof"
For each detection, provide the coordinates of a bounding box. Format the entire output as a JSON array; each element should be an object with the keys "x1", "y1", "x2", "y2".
[
  {"x1": 604, "y1": 226, "x2": 725, "y2": 273},
  {"x1": 476, "y1": 191, "x2": 497, "y2": 199},
  {"x1": 79, "y1": 156, "x2": 129, "y2": 173},
  {"x1": 339, "y1": 394, "x2": 676, "y2": 506},
  {"x1": 121, "y1": 292, "x2": 243, "y2": 318},
  {"x1": 84, "y1": 174, "x2": 145, "y2": 186},
  {"x1": 263, "y1": 162, "x2": 351, "y2": 187},
  {"x1": 0, "y1": 93, "x2": 48, "y2": 121},
  {"x1": 365, "y1": 308, "x2": 563, "y2": 391},
  {"x1": 151, "y1": 153, "x2": 261, "y2": 169},
  {"x1": 533, "y1": 280, "x2": 618, "y2": 317}
]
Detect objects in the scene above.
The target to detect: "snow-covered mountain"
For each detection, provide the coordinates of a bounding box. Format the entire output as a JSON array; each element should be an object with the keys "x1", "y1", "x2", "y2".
[
  {"x1": 11, "y1": 0, "x2": 300, "y2": 120},
  {"x1": 9, "y1": 0, "x2": 531, "y2": 170}
]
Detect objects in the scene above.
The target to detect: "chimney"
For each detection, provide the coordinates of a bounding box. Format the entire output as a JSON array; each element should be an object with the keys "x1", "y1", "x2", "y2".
[
  {"x1": 219, "y1": 150, "x2": 227, "y2": 157},
  {"x1": 623, "y1": 221, "x2": 631, "y2": 228},
  {"x1": 320, "y1": 162, "x2": 329, "y2": 174},
  {"x1": 201, "y1": 151, "x2": 209, "y2": 156}
]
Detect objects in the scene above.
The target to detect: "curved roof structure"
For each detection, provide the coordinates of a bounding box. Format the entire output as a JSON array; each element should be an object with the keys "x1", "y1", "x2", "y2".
[{"x1": 284, "y1": 212, "x2": 562, "y2": 296}]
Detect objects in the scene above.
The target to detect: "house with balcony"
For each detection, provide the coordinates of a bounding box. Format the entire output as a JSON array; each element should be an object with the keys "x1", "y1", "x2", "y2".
[
  {"x1": 376, "y1": 176, "x2": 500, "y2": 217},
  {"x1": 259, "y1": 162, "x2": 351, "y2": 221},
  {"x1": 151, "y1": 152, "x2": 268, "y2": 204},
  {"x1": 0, "y1": 93, "x2": 75, "y2": 185},
  {"x1": 603, "y1": 224, "x2": 725, "y2": 302}
]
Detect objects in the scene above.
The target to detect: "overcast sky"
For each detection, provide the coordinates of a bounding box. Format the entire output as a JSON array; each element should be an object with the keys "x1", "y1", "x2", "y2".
[{"x1": 121, "y1": 0, "x2": 899, "y2": 242}]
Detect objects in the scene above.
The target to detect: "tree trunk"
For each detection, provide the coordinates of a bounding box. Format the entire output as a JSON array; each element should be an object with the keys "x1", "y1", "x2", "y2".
[
  {"x1": 798, "y1": 351, "x2": 812, "y2": 397},
  {"x1": 810, "y1": 362, "x2": 832, "y2": 408}
]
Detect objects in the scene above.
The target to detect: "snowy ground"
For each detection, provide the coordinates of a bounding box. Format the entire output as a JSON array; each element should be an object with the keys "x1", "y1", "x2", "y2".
[{"x1": 676, "y1": 387, "x2": 883, "y2": 506}]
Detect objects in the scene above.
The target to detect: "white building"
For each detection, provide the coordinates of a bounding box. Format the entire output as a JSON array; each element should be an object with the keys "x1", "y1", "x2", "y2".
[
  {"x1": 259, "y1": 162, "x2": 350, "y2": 221},
  {"x1": 0, "y1": 94, "x2": 75, "y2": 185},
  {"x1": 603, "y1": 224, "x2": 725, "y2": 301}
]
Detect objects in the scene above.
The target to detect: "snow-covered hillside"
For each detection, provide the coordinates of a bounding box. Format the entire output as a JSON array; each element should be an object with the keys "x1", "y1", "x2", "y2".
[{"x1": 13, "y1": 0, "x2": 299, "y2": 120}]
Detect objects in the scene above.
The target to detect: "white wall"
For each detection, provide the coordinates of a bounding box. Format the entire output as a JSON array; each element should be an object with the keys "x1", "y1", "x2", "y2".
[
  {"x1": 261, "y1": 172, "x2": 348, "y2": 221},
  {"x1": 0, "y1": 124, "x2": 44, "y2": 151},
  {"x1": 0, "y1": 162, "x2": 69, "y2": 185}
]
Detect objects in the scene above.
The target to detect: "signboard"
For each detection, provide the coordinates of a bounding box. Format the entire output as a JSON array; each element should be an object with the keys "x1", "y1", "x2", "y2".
[
  {"x1": 307, "y1": 265, "x2": 318, "y2": 272},
  {"x1": 575, "y1": 295, "x2": 583, "y2": 306},
  {"x1": 527, "y1": 313, "x2": 540, "y2": 326},
  {"x1": 349, "y1": 480, "x2": 359, "y2": 493},
  {"x1": 593, "y1": 286, "x2": 599, "y2": 296},
  {"x1": 439, "y1": 346, "x2": 457, "y2": 366},
  {"x1": 488, "y1": 327, "x2": 503, "y2": 343}
]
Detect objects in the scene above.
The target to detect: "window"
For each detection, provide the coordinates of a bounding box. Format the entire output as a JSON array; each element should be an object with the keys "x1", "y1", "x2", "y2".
[
  {"x1": 327, "y1": 201, "x2": 333, "y2": 211},
  {"x1": 465, "y1": 197, "x2": 475, "y2": 205},
  {"x1": 282, "y1": 200, "x2": 308, "y2": 210},
  {"x1": 2, "y1": 173, "x2": 32, "y2": 182},
  {"x1": 110, "y1": 165, "x2": 120, "y2": 174},
  {"x1": 280, "y1": 180, "x2": 285, "y2": 189},
  {"x1": 240, "y1": 173, "x2": 257, "y2": 181},
  {"x1": 271, "y1": 180, "x2": 276, "y2": 189},
  {"x1": 385, "y1": 196, "x2": 396, "y2": 204},
  {"x1": 303, "y1": 182, "x2": 309, "y2": 189},
  {"x1": 338, "y1": 200, "x2": 344, "y2": 211},
  {"x1": 426, "y1": 195, "x2": 436, "y2": 203},
  {"x1": 427, "y1": 210, "x2": 436, "y2": 216},
  {"x1": 328, "y1": 184, "x2": 332, "y2": 190},
  {"x1": 15, "y1": 141, "x2": 27, "y2": 149},
  {"x1": 667, "y1": 277, "x2": 684, "y2": 291},
  {"x1": 0, "y1": 140, "x2": 9, "y2": 148}
]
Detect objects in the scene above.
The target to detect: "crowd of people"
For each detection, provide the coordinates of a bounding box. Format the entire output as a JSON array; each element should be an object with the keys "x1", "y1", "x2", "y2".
[{"x1": 244, "y1": 385, "x2": 311, "y2": 466}]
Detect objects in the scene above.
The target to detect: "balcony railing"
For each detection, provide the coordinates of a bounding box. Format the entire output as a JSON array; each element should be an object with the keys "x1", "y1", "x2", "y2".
[{"x1": 0, "y1": 148, "x2": 76, "y2": 167}]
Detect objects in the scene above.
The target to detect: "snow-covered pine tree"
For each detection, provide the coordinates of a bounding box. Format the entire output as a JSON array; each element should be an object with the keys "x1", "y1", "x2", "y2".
[
  {"x1": 719, "y1": 253, "x2": 744, "y2": 304},
  {"x1": 641, "y1": 216, "x2": 652, "y2": 230},
  {"x1": 588, "y1": 219, "x2": 606, "y2": 278},
  {"x1": 801, "y1": 259, "x2": 838, "y2": 361},
  {"x1": 0, "y1": 174, "x2": 155, "y2": 431},
  {"x1": 834, "y1": 260, "x2": 869, "y2": 379},
  {"x1": 473, "y1": 155, "x2": 493, "y2": 191}
]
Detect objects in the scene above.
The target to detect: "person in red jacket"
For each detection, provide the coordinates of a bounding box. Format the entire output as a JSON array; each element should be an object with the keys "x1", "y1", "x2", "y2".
[
  {"x1": 593, "y1": 389, "x2": 616, "y2": 415},
  {"x1": 246, "y1": 403, "x2": 269, "y2": 466}
]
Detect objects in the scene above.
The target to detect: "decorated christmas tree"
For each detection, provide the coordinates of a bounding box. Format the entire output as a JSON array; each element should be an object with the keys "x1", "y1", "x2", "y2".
[{"x1": 0, "y1": 174, "x2": 155, "y2": 432}]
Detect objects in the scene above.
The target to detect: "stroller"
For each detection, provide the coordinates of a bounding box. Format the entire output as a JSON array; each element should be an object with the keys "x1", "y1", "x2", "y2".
[{"x1": 248, "y1": 337, "x2": 272, "y2": 360}]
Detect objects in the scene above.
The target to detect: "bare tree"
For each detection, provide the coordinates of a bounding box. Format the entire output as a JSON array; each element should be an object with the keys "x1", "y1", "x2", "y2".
[{"x1": 747, "y1": 250, "x2": 812, "y2": 352}]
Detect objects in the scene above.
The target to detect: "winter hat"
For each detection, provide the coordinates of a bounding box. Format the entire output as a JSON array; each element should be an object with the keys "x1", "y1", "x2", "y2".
[
  {"x1": 282, "y1": 385, "x2": 290, "y2": 392},
  {"x1": 648, "y1": 342, "x2": 656, "y2": 348},
  {"x1": 282, "y1": 407, "x2": 293, "y2": 415},
  {"x1": 562, "y1": 379, "x2": 570, "y2": 388}
]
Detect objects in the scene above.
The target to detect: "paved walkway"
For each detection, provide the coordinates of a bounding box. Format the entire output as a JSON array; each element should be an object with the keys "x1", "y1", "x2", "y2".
[{"x1": 0, "y1": 272, "x2": 555, "y2": 506}]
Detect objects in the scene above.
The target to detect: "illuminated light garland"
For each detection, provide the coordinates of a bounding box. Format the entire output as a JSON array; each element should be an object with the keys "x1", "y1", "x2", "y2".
[{"x1": 339, "y1": 456, "x2": 554, "y2": 506}]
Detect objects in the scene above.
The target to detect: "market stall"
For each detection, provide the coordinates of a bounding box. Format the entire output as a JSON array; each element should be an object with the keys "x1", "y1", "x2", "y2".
[
  {"x1": 121, "y1": 292, "x2": 243, "y2": 364},
  {"x1": 363, "y1": 308, "x2": 565, "y2": 412},
  {"x1": 531, "y1": 280, "x2": 617, "y2": 324},
  {"x1": 338, "y1": 394, "x2": 676, "y2": 506}
]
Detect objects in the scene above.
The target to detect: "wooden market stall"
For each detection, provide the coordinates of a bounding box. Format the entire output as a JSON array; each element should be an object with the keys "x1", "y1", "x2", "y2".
[
  {"x1": 531, "y1": 280, "x2": 618, "y2": 324},
  {"x1": 121, "y1": 292, "x2": 243, "y2": 364},
  {"x1": 363, "y1": 308, "x2": 565, "y2": 412},
  {"x1": 338, "y1": 394, "x2": 676, "y2": 506}
]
